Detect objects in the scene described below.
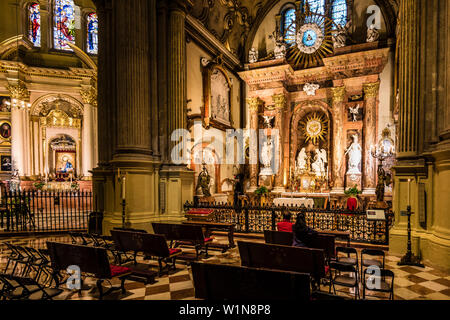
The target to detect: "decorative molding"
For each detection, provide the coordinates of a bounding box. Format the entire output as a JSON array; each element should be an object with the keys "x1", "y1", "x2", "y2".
[
  {"x1": 363, "y1": 82, "x2": 381, "y2": 98},
  {"x1": 80, "y1": 86, "x2": 98, "y2": 107},
  {"x1": 331, "y1": 86, "x2": 346, "y2": 104},
  {"x1": 6, "y1": 80, "x2": 30, "y2": 101},
  {"x1": 272, "y1": 94, "x2": 286, "y2": 109}
]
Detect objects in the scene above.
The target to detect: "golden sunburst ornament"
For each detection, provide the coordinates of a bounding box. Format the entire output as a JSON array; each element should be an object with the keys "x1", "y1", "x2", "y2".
[
  {"x1": 283, "y1": 5, "x2": 334, "y2": 69},
  {"x1": 301, "y1": 113, "x2": 328, "y2": 144}
]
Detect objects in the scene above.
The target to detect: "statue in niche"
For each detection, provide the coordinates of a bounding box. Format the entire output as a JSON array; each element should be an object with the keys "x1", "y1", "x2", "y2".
[
  {"x1": 349, "y1": 104, "x2": 361, "y2": 122},
  {"x1": 197, "y1": 164, "x2": 211, "y2": 197},
  {"x1": 367, "y1": 24, "x2": 380, "y2": 43},
  {"x1": 262, "y1": 115, "x2": 274, "y2": 129},
  {"x1": 345, "y1": 135, "x2": 362, "y2": 175},
  {"x1": 296, "y1": 147, "x2": 308, "y2": 171},
  {"x1": 260, "y1": 137, "x2": 274, "y2": 175},
  {"x1": 248, "y1": 48, "x2": 258, "y2": 63},
  {"x1": 311, "y1": 148, "x2": 328, "y2": 178},
  {"x1": 332, "y1": 21, "x2": 351, "y2": 48},
  {"x1": 271, "y1": 33, "x2": 286, "y2": 60}
]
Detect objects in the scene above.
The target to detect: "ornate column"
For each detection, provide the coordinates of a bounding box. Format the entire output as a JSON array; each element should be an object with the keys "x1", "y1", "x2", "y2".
[
  {"x1": 80, "y1": 85, "x2": 97, "y2": 178},
  {"x1": 272, "y1": 94, "x2": 286, "y2": 192},
  {"x1": 247, "y1": 97, "x2": 262, "y2": 192},
  {"x1": 8, "y1": 80, "x2": 30, "y2": 178},
  {"x1": 330, "y1": 87, "x2": 346, "y2": 194},
  {"x1": 362, "y1": 82, "x2": 380, "y2": 194}
]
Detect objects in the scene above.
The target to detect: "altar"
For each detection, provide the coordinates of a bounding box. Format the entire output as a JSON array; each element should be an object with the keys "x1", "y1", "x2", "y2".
[{"x1": 273, "y1": 197, "x2": 315, "y2": 208}]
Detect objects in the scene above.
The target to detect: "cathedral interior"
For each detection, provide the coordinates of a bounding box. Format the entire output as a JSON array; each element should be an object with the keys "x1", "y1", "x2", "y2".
[{"x1": 0, "y1": 0, "x2": 449, "y2": 303}]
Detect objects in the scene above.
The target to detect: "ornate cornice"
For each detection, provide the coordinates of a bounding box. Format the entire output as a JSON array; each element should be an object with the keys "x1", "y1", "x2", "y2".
[
  {"x1": 7, "y1": 80, "x2": 30, "y2": 101},
  {"x1": 330, "y1": 86, "x2": 346, "y2": 104},
  {"x1": 80, "y1": 86, "x2": 98, "y2": 107},
  {"x1": 363, "y1": 82, "x2": 381, "y2": 98}
]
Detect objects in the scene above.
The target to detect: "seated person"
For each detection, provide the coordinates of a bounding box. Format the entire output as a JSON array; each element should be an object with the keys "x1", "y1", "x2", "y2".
[
  {"x1": 277, "y1": 211, "x2": 293, "y2": 232},
  {"x1": 292, "y1": 213, "x2": 318, "y2": 248}
]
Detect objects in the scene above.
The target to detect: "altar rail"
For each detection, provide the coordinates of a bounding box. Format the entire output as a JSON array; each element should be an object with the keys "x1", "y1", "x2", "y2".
[
  {"x1": 0, "y1": 190, "x2": 92, "y2": 233},
  {"x1": 184, "y1": 202, "x2": 394, "y2": 245}
]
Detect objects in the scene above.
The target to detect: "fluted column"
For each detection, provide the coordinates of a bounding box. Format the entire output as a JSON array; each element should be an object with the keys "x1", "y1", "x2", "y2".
[
  {"x1": 330, "y1": 87, "x2": 346, "y2": 193},
  {"x1": 113, "y1": 0, "x2": 152, "y2": 160},
  {"x1": 272, "y1": 94, "x2": 286, "y2": 191},
  {"x1": 362, "y1": 82, "x2": 380, "y2": 193},
  {"x1": 247, "y1": 97, "x2": 262, "y2": 191},
  {"x1": 167, "y1": 1, "x2": 189, "y2": 162},
  {"x1": 80, "y1": 85, "x2": 97, "y2": 177}
]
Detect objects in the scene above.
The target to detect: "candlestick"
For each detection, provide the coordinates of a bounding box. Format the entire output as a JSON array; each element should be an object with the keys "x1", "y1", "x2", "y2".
[{"x1": 407, "y1": 178, "x2": 411, "y2": 207}]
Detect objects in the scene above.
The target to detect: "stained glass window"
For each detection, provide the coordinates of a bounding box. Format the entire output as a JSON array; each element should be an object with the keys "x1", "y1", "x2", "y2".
[
  {"x1": 28, "y1": 3, "x2": 41, "y2": 47},
  {"x1": 306, "y1": 0, "x2": 325, "y2": 16},
  {"x1": 53, "y1": 0, "x2": 76, "y2": 51},
  {"x1": 283, "y1": 8, "x2": 296, "y2": 44},
  {"x1": 86, "y1": 13, "x2": 98, "y2": 54},
  {"x1": 332, "y1": 0, "x2": 348, "y2": 27}
]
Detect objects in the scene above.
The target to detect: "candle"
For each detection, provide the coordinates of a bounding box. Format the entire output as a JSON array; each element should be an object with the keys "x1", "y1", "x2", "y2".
[{"x1": 122, "y1": 176, "x2": 126, "y2": 200}]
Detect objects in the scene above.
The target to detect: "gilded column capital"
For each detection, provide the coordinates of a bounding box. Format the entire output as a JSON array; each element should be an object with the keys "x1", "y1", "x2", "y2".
[
  {"x1": 247, "y1": 97, "x2": 263, "y2": 112},
  {"x1": 7, "y1": 80, "x2": 30, "y2": 101},
  {"x1": 272, "y1": 94, "x2": 286, "y2": 109},
  {"x1": 363, "y1": 82, "x2": 380, "y2": 98},
  {"x1": 331, "y1": 86, "x2": 346, "y2": 104},
  {"x1": 80, "y1": 86, "x2": 98, "y2": 107}
]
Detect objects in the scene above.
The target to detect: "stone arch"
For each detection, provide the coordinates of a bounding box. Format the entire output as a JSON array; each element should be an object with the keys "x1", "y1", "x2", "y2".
[{"x1": 289, "y1": 100, "x2": 332, "y2": 173}]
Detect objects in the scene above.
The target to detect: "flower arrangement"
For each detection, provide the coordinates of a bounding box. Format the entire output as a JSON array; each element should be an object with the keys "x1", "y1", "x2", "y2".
[
  {"x1": 255, "y1": 186, "x2": 269, "y2": 197},
  {"x1": 344, "y1": 185, "x2": 362, "y2": 197},
  {"x1": 33, "y1": 181, "x2": 46, "y2": 190}
]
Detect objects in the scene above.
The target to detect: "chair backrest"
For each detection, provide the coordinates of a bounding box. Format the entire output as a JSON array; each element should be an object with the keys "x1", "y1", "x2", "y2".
[
  {"x1": 330, "y1": 261, "x2": 357, "y2": 274},
  {"x1": 363, "y1": 268, "x2": 394, "y2": 290},
  {"x1": 362, "y1": 249, "x2": 385, "y2": 257},
  {"x1": 110, "y1": 230, "x2": 171, "y2": 257},
  {"x1": 238, "y1": 241, "x2": 325, "y2": 279},
  {"x1": 46, "y1": 241, "x2": 111, "y2": 279},
  {"x1": 152, "y1": 223, "x2": 205, "y2": 244},
  {"x1": 264, "y1": 230, "x2": 293, "y2": 246},
  {"x1": 191, "y1": 262, "x2": 311, "y2": 301},
  {"x1": 336, "y1": 246, "x2": 358, "y2": 258}
]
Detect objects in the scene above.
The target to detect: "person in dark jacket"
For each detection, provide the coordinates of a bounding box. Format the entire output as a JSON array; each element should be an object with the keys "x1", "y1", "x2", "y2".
[{"x1": 292, "y1": 213, "x2": 318, "y2": 248}]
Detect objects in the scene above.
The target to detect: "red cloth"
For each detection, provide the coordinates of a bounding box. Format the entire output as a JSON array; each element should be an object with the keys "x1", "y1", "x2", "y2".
[
  {"x1": 204, "y1": 237, "x2": 214, "y2": 242},
  {"x1": 277, "y1": 221, "x2": 293, "y2": 233},
  {"x1": 169, "y1": 248, "x2": 182, "y2": 255},
  {"x1": 109, "y1": 265, "x2": 131, "y2": 277},
  {"x1": 347, "y1": 197, "x2": 358, "y2": 211}
]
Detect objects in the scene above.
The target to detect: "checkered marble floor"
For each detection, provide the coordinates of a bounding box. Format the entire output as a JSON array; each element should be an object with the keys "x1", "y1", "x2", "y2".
[{"x1": 0, "y1": 234, "x2": 449, "y2": 301}]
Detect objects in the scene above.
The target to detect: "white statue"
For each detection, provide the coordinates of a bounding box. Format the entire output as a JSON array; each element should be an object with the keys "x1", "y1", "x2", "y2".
[
  {"x1": 262, "y1": 115, "x2": 274, "y2": 129},
  {"x1": 349, "y1": 104, "x2": 360, "y2": 122},
  {"x1": 273, "y1": 35, "x2": 287, "y2": 60},
  {"x1": 367, "y1": 24, "x2": 380, "y2": 43},
  {"x1": 332, "y1": 22, "x2": 351, "y2": 48},
  {"x1": 260, "y1": 138, "x2": 274, "y2": 175},
  {"x1": 345, "y1": 135, "x2": 362, "y2": 174},
  {"x1": 249, "y1": 48, "x2": 258, "y2": 63},
  {"x1": 311, "y1": 149, "x2": 327, "y2": 177},
  {"x1": 304, "y1": 83, "x2": 320, "y2": 96},
  {"x1": 296, "y1": 147, "x2": 308, "y2": 171}
]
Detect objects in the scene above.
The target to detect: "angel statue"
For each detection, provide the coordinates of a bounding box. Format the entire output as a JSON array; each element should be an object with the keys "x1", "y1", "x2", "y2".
[
  {"x1": 367, "y1": 24, "x2": 380, "y2": 43},
  {"x1": 345, "y1": 135, "x2": 362, "y2": 175},
  {"x1": 262, "y1": 115, "x2": 274, "y2": 129},
  {"x1": 303, "y1": 83, "x2": 320, "y2": 96},
  {"x1": 248, "y1": 47, "x2": 258, "y2": 63},
  {"x1": 349, "y1": 104, "x2": 360, "y2": 122},
  {"x1": 270, "y1": 32, "x2": 286, "y2": 60},
  {"x1": 196, "y1": 164, "x2": 211, "y2": 197},
  {"x1": 332, "y1": 21, "x2": 351, "y2": 49}
]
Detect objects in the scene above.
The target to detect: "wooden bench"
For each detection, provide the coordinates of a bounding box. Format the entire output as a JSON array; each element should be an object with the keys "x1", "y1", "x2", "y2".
[
  {"x1": 182, "y1": 220, "x2": 235, "y2": 252},
  {"x1": 238, "y1": 241, "x2": 326, "y2": 290},
  {"x1": 111, "y1": 230, "x2": 183, "y2": 277},
  {"x1": 46, "y1": 241, "x2": 132, "y2": 300},
  {"x1": 318, "y1": 230, "x2": 350, "y2": 246},
  {"x1": 191, "y1": 262, "x2": 311, "y2": 301},
  {"x1": 152, "y1": 223, "x2": 213, "y2": 259}
]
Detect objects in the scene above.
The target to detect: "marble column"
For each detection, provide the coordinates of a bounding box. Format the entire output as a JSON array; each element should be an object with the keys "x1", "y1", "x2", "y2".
[
  {"x1": 362, "y1": 82, "x2": 380, "y2": 194},
  {"x1": 330, "y1": 87, "x2": 346, "y2": 194},
  {"x1": 272, "y1": 94, "x2": 286, "y2": 192},
  {"x1": 80, "y1": 85, "x2": 97, "y2": 177},
  {"x1": 8, "y1": 80, "x2": 30, "y2": 178},
  {"x1": 247, "y1": 97, "x2": 262, "y2": 192}
]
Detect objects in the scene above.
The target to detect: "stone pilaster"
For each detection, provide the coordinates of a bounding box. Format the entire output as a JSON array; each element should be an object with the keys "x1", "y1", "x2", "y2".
[
  {"x1": 247, "y1": 97, "x2": 262, "y2": 191},
  {"x1": 272, "y1": 94, "x2": 286, "y2": 192},
  {"x1": 330, "y1": 87, "x2": 346, "y2": 194},
  {"x1": 80, "y1": 85, "x2": 97, "y2": 177},
  {"x1": 362, "y1": 82, "x2": 380, "y2": 194}
]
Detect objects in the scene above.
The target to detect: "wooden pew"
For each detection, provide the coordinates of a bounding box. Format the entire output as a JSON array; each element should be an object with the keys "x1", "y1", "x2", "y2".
[
  {"x1": 110, "y1": 230, "x2": 183, "y2": 277},
  {"x1": 182, "y1": 220, "x2": 235, "y2": 252},
  {"x1": 264, "y1": 229, "x2": 293, "y2": 246},
  {"x1": 46, "y1": 241, "x2": 131, "y2": 300},
  {"x1": 152, "y1": 223, "x2": 213, "y2": 259},
  {"x1": 191, "y1": 262, "x2": 311, "y2": 301},
  {"x1": 238, "y1": 241, "x2": 325, "y2": 289}
]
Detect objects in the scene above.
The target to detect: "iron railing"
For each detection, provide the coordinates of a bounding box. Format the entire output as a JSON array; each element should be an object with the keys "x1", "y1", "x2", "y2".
[
  {"x1": 0, "y1": 190, "x2": 92, "y2": 233},
  {"x1": 184, "y1": 201, "x2": 394, "y2": 245}
]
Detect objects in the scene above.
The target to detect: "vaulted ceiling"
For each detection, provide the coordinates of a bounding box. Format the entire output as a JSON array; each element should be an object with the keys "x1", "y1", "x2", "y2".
[{"x1": 189, "y1": 0, "x2": 399, "y2": 61}]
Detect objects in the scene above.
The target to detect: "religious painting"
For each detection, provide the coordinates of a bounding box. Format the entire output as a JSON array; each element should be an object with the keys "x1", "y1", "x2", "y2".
[
  {"x1": 28, "y1": 2, "x2": 41, "y2": 47},
  {"x1": 0, "y1": 122, "x2": 11, "y2": 140},
  {"x1": 53, "y1": 0, "x2": 76, "y2": 51},
  {"x1": 86, "y1": 12, "x2": 98, "y2": 55},
  {"x1": 202, "y1": 60, "x2": 232, "y2": 130},
  {"x1": 0, "y1": 96, "x2": 11, "y2": 112},
  {"x1": 1, "y1": 155, "x2": 12, "y2": 172},
  {"x1": 56, "y1": 152, "x2": 75, "y2": 175}
]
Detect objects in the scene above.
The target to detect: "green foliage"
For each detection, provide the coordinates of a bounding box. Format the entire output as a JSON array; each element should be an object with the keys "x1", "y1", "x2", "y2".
[
  {"x1": 345, "y1": 185, "x2": 361, "y2": 196},
  {"x1": 71, "y1": 182, "x2": 79, "y2": 191},
  {"x1": 33, "y1": 181, "x2": 46, "y2": 190},
  {"x1": 255, "y1": 186, "x2": 269, "y2": 197}
]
